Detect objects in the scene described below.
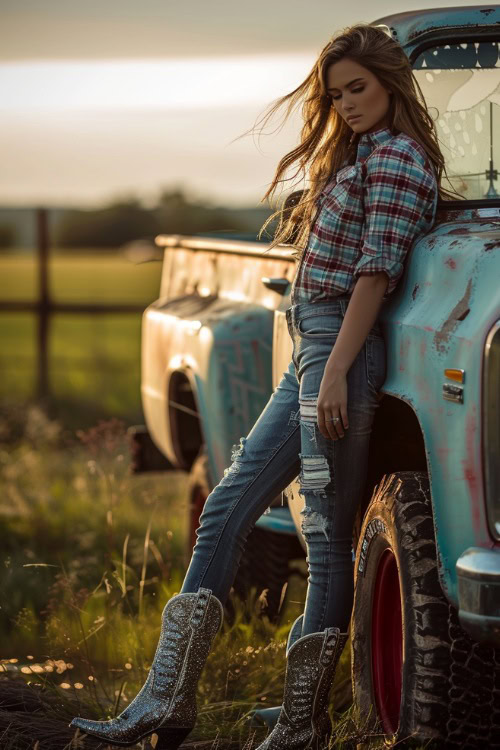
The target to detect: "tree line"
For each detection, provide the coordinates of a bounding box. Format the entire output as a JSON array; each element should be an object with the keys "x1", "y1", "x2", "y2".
[{"x1": 54, "y1": 188, "x2": 275, "y2": 248}]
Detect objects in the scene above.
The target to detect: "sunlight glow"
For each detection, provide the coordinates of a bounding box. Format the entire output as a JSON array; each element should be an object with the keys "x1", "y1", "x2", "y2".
[{"x1": 0, "y1": 54, "x2": 316, "y2": 112}]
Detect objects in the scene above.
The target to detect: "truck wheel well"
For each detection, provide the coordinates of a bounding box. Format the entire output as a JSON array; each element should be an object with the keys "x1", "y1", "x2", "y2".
[
  {"x1": 362, "y1": 393, "x2": 428, "y2": 518},
  {"x1": 168, "y1": 370, "x2": 203, "y2": 471}
]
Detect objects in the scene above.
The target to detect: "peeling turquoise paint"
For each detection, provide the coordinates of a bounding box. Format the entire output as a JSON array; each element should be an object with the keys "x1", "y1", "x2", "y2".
[
  {"x1": 377, "y1": 213, "x2": 500, "y2": 603},
  {"x1": 373, "y1": 6, "x2": 500, "y2": 60},
  {"x1": 144, "y1": 6, "x2": 500, "y2": 634}
]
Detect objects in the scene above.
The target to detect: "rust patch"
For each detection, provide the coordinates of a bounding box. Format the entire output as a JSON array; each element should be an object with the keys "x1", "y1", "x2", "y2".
[
  {"x1": 485, "y1": 240, "x2": 500, "y2": 251},
  {"x1": 433, "y1": 279, "x2": 472, "y2": 354},
  {"x1": 462, "y1": 405, "x2": 482, "y2": 540},
  {"x1": 408, "y1": 23, "x2": 441, "y2": 42},
  {"x1": 447, "y1": 227, "x2": 469, "y2": 235},
  {"x1": 398, "y1": 337, "x2": 410, "y2": 372},
  {"x1": 445, "y1": 257, "x2": 457, "y2": 269}
]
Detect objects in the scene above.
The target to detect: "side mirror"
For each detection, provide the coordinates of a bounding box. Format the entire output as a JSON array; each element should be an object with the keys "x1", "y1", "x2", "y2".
[{"x1": 261, "y1": 277, "x2": 291, "y2": 295}]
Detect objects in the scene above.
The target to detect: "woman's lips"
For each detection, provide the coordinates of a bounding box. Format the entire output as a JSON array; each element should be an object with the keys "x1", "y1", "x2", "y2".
[{"x1": 347, "y1": 115, "x2": 362, "y2": 122}]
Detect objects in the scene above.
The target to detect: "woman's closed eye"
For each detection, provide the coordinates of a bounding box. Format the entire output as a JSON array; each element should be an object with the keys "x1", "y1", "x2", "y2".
[{"x1": 330, "y1": 87, "x2": 364, "y2": 101}]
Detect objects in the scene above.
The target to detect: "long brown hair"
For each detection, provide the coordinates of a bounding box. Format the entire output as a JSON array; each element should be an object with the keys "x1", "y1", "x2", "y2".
[{"x1": 252, "y1": 23, "x2": 463, "y2": 259}]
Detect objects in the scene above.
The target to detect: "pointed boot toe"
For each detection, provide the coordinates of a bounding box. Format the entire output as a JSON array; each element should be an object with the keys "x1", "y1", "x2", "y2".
[
  {"x1": 68, "y1": 588, "x2": 223, "y2": 748},
  {"x1": 69, "y1": 716, "x2": 107, "y2": 735},
  {"x1": 69, "y1": 715, "x2": 192, "y2": 748},
  {"x1": 69, "y1": 709, "x2": 154, "y2": 745}
]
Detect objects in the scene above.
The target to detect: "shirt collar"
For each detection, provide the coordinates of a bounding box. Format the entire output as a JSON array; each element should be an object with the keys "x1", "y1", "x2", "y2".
[{"x1": 356, "y1": 126, "x2": 394, "y2": 163}]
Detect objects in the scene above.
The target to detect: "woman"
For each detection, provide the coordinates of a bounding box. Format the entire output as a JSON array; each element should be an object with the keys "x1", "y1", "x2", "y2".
[{"x1": 70, "y1": 22, "x2": 456, "y2": 750}]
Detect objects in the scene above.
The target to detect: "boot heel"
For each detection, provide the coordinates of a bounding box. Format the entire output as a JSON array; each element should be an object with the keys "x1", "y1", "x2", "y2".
[{"x1": 151, "y1": 725, "x2": 193, "y2": 749}]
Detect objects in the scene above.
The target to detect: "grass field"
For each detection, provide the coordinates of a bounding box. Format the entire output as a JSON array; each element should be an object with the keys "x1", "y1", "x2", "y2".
[
  {"x1": 0, "y1": 250, "x2": 162, "y2": 304},
  {"x1": 0, "y1": 406, "x2": 368, "y2": 750},
  {"x1": 0, "y1": 250, "x2": 162, "y2": 427},
  {"x1": 0, "y1": 253, "x2": 431, "y2": 748}
]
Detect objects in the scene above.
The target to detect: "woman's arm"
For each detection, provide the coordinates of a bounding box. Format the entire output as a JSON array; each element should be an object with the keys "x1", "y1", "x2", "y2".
[
  {"x1": 328, "y1": 272, "x2": 388, "y2": 373},
  {"x1": 317, "y1": 143, "x2": 436, "y2": 441},
  {"x1": 317, "y1": 272, "x2": 388, "y2": 440}
]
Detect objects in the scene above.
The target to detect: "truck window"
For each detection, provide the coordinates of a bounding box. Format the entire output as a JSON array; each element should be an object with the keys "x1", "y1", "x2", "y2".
[{"x1": 413, "y1": 40, "x2": 499, "y2": 201}]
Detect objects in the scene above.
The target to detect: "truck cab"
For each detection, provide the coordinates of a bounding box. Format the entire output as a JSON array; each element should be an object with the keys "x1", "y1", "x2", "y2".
[{"x1": 138, "y1": 6, "x2": 500, "y2": 745}]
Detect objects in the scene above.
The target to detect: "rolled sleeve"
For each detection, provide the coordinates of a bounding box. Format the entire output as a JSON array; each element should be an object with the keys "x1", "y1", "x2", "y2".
[{"x1": 353, "y1": 144, "x2": 437, "y2": 296}]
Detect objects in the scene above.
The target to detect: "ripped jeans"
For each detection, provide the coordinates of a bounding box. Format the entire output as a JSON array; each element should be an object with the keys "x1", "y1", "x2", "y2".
[{"x1": 180, "y1": 296, "x2": 386, "y2": 634}]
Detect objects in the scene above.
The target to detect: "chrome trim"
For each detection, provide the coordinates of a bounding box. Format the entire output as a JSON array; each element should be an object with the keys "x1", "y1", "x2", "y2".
[
  {"x1": 442, "y1": 383, "x2": 463, "y2": 403},
  {"x1": 155, "y1": 233, "x2": 296, "y2": 261},
  {"x1": 456, "y1": 547, "x2": 500, "y2": 582},
  {"x1": 456, "y1": 547, "x2": 500, "y2": 646},
  {"x1": 447, "y1": 368, "x2": 466, "y2": 383},
  {"x1": 475, "y1": 208, "x2": 500, "y2": 218},
  {"x1": 483, "y1": 320, "x2": 500, "y2": 540}
]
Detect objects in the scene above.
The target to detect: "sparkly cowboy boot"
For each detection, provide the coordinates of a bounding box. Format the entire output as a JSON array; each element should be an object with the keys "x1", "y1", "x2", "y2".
[
  {"x1": 255, "y1": 622, "x2": 349, "y2": 750},
  {"x1": 69, "y1": 587, "x2": 223, "y2": 748}
]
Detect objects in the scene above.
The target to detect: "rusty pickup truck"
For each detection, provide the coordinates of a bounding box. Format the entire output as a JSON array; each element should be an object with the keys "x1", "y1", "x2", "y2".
[{"x1": 135, "y1": 5, "x2": 500, "y2": 747}]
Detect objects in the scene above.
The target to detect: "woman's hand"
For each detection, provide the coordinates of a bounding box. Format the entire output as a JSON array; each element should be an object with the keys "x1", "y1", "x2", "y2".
[{"x1": 317, "y1": 369, "x2": 349, "y2": 440}]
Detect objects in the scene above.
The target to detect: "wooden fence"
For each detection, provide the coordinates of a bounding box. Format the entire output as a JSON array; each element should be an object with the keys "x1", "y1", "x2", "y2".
[{"x1": 0, "y1": 208, "x2": 145, "y2": 401}]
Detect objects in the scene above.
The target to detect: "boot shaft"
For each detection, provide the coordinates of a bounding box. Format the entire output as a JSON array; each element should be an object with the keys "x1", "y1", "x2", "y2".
[
  {"x1": 69, "y1": 587, "x2": 224, "y2": 747},
  {"x1": 151, "y1": 588, "x2": 223, "y2": 721},
  {"x1": 282, "y1": 628, "x2": 348, "y2": 731}
]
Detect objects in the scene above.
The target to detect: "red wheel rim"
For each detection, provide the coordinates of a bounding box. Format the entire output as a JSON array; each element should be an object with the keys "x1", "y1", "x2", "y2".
[
  {"x1": 190, "y1": 486, "x2": 207, "y2": 549},
  {"x1": 371, "y1": 547, "x2": 403, "y2": 735}
]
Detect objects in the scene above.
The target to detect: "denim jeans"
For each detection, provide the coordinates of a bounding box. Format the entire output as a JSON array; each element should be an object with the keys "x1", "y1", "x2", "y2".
[{"x1": 180, "y1": 296, "x2": 386, "y2": 635}]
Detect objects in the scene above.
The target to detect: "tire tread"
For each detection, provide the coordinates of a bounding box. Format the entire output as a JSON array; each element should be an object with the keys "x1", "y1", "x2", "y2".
[{"x1": 352, "y1": 470, "x2": 500, "y2": 747}]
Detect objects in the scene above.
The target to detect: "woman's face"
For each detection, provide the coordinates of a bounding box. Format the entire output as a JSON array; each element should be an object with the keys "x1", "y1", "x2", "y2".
[{"x1": 325, "y1": 58, "x2": 392, "y2": 134}]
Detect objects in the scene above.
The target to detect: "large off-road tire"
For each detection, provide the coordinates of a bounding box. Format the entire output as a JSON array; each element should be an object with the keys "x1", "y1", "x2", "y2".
[
  {"x1": 186, "y1": 448, "x2": 302, "y2": 624},
  {"x1": 352, "y1": 471, "x2": 500, "y2": 749}
]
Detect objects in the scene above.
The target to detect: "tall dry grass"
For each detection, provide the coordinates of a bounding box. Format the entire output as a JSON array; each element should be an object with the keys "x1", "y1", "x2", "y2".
[{"x1": 0, "y1": 404, "x2": 430, "y2": 749}]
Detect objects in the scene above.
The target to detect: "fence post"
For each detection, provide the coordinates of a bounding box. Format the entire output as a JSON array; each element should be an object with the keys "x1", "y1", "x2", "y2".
[{"x1": 36, "y1": 208, "x2": 50, "y2": 400}]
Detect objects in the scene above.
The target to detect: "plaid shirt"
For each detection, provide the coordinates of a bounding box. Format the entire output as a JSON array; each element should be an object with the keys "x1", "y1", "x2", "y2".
[{"x1": 290, "y1": 126, "x2": 438, "y2": 304}]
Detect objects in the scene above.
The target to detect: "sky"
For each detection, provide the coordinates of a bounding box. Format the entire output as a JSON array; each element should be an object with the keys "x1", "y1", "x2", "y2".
[{"x1": 0, "y1": 0, "x2": 481, "y2": 208}]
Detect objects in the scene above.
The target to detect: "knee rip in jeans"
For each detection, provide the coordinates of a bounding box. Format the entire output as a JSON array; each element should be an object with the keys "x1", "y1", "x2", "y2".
[
  {"x1": 298, "y1": 453, "x2": 331, "y2": 510},
  {"x1": 300, "y1": 506, "x2": 330, "y2": 542},
  {"x1": 222, "y1": 436, "x2": 247, "y2": 484},
  {"x1": 230, "y1": 436, "x2": 247, "y2": 463},
  {"x1": 299, "y1": 396, "x2": 319, "y2": 445}
]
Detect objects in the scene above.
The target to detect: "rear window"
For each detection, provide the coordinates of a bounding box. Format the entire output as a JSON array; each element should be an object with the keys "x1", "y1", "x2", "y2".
[{"x1": 413, "y1": 40, "x2": 499, "y2": 201}]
